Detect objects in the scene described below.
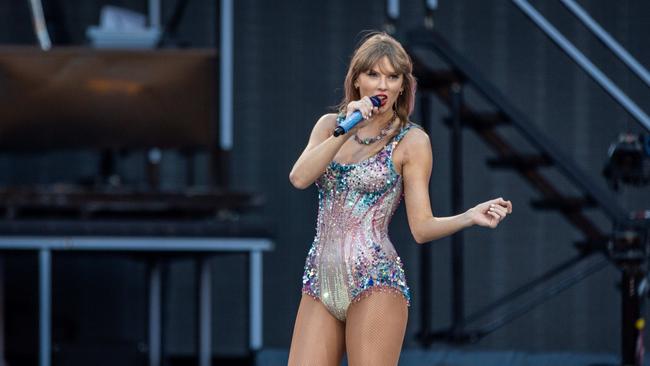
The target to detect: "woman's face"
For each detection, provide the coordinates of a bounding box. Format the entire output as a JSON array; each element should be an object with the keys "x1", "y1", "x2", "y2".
[{"x1": 354, "y1": 56, "x2": 404, "y2": 115}]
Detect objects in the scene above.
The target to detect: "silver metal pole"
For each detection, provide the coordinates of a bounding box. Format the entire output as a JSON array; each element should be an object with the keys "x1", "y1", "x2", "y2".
[
  {"x1": 148, "y1": 261, "x2": 162, "y2": 366},
  {"x1": 220, "y1": 0, "x2": 234, "y2": 150},
  {"x1": 39, "y1": 249, "x2": 51, "y2": 366},
  {"x1": 0, "y1": 258, "x2": 6, "y2": 366},
  {"x1": 27, "y1": 0, "x2": 52, "y2": 50},
  {"x1": 198, "y1": 258, "x2": 212, "y2": 366},
  {"x1": 149, "y1": 0, "x2": 161, "y2": 28},
  {"x1": 512, "y1": 0, "x2": 650, "y2": 132},
  {"x1": 249, "y1": 251, "x2": 263, "y2": 350},
  {"x1": 560, "y1": 0, "x2": 650, "y2": 89},
  {"x1": 387, "y1": 0, "x2": 399, "y2": 19}
]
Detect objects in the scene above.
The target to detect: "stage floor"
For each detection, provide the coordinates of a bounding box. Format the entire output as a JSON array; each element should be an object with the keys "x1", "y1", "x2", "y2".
[{"x1": 256, "y1": 348, "x2": 621, "y2": 366}]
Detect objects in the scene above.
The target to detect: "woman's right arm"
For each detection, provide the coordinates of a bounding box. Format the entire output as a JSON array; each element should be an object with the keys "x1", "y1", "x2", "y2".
[
  {"x1": 289, "y1": 113, "x2": 351, "y2": 189},
  {"x1": 290, "y1": 98, "x2": 377, "y2": 189}
]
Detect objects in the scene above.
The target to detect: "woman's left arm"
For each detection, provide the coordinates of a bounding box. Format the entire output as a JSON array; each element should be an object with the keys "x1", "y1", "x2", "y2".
[{"x1": 401, "y1": 130, "x2": 513, "y2": 244}]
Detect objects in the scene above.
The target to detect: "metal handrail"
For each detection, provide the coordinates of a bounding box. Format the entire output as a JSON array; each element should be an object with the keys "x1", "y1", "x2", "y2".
[
  {"x1": 560, "y1": 0, "x2": 650, "y2": 89},
  {"x1": 512, "y1": 0, "x2": 650, "y2": 132}
]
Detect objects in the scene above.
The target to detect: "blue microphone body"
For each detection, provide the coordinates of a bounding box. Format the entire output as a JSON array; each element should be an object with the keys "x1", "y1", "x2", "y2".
[{"x1": 333, "y1": 95, "x2": 383, "y2": 137}]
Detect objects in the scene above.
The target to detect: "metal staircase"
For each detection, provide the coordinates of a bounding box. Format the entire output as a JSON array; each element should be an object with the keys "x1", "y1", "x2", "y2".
[{"x1": 406, "y1": 27, "x2": 646, "y2": 355}]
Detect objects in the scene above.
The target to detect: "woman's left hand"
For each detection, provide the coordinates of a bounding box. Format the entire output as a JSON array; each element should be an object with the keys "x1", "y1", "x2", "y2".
[{"x1": 467, "y1": 197, "x2": 513, "y2": 229}]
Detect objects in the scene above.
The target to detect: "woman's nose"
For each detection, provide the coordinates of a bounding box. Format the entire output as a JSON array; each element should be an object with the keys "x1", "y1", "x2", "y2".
[{"x1": 378, "y1": 76, "x2": 388, "y2": 90}]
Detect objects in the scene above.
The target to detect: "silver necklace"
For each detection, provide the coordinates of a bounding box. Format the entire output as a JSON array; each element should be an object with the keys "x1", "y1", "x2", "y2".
[{"x1": 353, "y1": 113, "x2": 397, "y2": 145}]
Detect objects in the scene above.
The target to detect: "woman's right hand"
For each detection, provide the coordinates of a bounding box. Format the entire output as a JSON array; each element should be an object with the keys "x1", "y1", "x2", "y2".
[{"x1": 346, "y1": 96, "x2": 379, "y2": 121}]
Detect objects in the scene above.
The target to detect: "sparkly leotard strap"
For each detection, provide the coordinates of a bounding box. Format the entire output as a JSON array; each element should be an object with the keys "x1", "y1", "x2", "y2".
[{"x1": 388, "y1": 122, "x2": 418, "y2": 154}]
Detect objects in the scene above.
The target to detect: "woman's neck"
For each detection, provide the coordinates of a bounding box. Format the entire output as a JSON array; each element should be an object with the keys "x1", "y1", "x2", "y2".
[{"x1": 359, "y1": 110, "x2": 395, "y2": 133}]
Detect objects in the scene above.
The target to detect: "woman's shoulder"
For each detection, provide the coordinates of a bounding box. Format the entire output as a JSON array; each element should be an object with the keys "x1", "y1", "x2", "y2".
[
  {"x1": 399, "y1": 122, "x2": 430, "y2": 146},
  {"x1": 392, "y1": 122, "x2": 432, "y2": 169},
  {"x1": 313, "y1": 113, "x2": 339, "y2": 131}
]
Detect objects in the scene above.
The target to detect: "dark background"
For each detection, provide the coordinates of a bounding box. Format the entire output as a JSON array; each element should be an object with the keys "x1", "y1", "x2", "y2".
[{"x1": 1, "y1": 0, "x2": 649, "y2": 363}]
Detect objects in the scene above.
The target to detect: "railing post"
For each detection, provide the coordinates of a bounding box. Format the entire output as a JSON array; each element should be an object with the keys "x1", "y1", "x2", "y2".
[
  {"x1": 613, "y1": 226, "x2": 649, "y2": 366},
  {"x1": 417, "y1": 93, "x2": 434, "y2": 347},
  {"x1": 450, "y1": 83, "x2": 465, "y2": 333},
  {"x1": 39, "y1": 249, "x2": 51, "y2": 366}
]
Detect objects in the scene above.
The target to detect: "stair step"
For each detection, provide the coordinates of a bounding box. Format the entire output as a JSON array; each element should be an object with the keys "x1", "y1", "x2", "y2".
[
  {"x1": 574, "y1": 237, "x2": 609, "y2": 253},
  {"x1": 486, "y1": 154, "x2": 552, "y2": 169},
  {"x1": 443, "y1": 112, "x2": 510, "y2": 129},
  {"x1": 530, "y1": 196, "x2": 597, "y2": 211}
]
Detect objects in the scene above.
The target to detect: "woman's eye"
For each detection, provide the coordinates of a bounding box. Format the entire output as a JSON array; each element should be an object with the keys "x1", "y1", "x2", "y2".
[
  {"x1": 367, "y1": 71, "x2": 378, "y2": 77},
  {"x1": 390, "y1": 74, "x2": 400, "y2": 80}
]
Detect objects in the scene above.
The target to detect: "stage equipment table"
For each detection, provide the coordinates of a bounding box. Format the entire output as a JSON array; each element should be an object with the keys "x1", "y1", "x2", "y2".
[{"x1": 0, "y1": 236, "x2": 273, "y2": 366}]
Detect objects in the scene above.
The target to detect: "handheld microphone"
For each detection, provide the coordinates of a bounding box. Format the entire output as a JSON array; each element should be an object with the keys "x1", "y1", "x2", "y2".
[{"x1": 333, "y1": 95, "x2": 384, "y2": 137}]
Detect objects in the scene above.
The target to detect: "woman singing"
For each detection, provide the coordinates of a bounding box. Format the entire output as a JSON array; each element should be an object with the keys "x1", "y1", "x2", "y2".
[{"x1": 288, "y1": 32, "x2": 513, "y2": 366}]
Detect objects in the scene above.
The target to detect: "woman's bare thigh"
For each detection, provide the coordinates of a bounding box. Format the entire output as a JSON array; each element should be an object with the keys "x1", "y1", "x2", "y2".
[
  {"x1": 345, "y1": 290, "x2": 408, "y2": 366},
  {"x1": 288, "y1": 294, "x2": 345, "y2": 366}
]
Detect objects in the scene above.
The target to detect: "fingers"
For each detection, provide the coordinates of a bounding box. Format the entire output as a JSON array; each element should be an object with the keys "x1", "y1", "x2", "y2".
[
  {"x1": 473, "y1": 198, "x2": 512, "y2": 229},
  {"x1": 362, "y1": 96, "x2": 376, "y2": 119},
  {"x1": 347, "y1": 97, "x2": 379, "y2": 120},
  {"x1": 488, "y1": 203, "x2": 507, "y2": 218},
  {"x1": 491, "y1": 197, "x2": 513, "y2": 214},
  {"x1": 487, "y1": 210, "x2": 501, "y2": 222},
  {"x1": 486, "y1": 200, "x2": 510, "y2": 228}
]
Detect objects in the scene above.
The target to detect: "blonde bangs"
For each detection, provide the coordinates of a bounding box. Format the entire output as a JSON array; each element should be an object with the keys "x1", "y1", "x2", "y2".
[{"x1": 339, "y1": 32, "x2": 416, "y2": 128}]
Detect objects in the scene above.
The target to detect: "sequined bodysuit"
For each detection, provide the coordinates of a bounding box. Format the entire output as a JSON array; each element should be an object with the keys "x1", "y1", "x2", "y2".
[{"x1": 301, "y1": 122, "x2": 415, "y2": 321}]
